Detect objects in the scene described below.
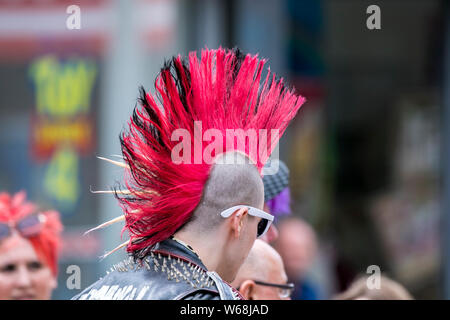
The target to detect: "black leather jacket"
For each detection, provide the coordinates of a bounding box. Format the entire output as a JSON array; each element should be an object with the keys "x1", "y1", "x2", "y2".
[{"x1": 72, "y1": 238, "x2": 243, "y2": 300}]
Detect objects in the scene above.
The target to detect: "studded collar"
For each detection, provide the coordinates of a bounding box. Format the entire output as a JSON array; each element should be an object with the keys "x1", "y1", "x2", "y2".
[
  {"x1": 102, "y1": 237, "x2": 242, "y2": 300},
  {"x1": 150, "y1": 237, "x2": 208, "y2": 271}
]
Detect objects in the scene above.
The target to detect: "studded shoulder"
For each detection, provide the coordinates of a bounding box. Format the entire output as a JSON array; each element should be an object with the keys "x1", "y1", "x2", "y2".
[{"x1": 109, "y1": 251, "x2": 215, "y2": 290}]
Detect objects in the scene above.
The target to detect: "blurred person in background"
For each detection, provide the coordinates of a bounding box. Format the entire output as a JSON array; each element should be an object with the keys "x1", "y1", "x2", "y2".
[
  {"x1": 273, "y1": 216, "x2": 321, "y2": 300},
  {"x1": 0, "y1": 191, "x2": 63, "y2": 300},
  {"x1": 334, "y1": 275, "x2": 413, "y2": 300},
  {"x1": 260, "y1": 159, "x2": 292, "y2": 243},
  {"x1": 231, "y1": 239, "x2": 294, "y2": 300}
]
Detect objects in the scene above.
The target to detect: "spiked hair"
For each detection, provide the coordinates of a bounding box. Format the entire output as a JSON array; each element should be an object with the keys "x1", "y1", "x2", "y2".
[{"x1": 115, "y1": 48, "x2": 305, "y2": 253}]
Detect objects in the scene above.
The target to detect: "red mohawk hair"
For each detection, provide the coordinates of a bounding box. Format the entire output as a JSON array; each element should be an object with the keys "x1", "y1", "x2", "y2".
[{"x1": 118, "y1": 48, "x2": 305, "y2": 253}]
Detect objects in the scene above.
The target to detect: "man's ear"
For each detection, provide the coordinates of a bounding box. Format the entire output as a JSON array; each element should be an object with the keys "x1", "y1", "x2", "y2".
[
  {"x1": 239, "y1": 280, "x2": 256, "y2": 300},
  {"x1": 230, "y1": 207, "x2": 248, "y2": 238}
]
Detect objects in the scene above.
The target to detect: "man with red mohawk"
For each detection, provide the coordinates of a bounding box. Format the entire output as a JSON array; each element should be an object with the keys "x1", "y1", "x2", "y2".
[{"x1": 73, "y1": 48, "x2": 305, "y2": 300}]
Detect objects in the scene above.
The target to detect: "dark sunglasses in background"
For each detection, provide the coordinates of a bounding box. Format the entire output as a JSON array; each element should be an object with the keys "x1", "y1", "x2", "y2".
[{"x1": 0, "y1": 214, "x2": 46, "y2": 242}]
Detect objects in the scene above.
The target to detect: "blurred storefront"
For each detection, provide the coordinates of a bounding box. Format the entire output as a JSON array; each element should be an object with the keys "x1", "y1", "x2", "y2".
[
  {"x1": 291, "y1": 0, "x2": 444, "y2": 299},
  {"x1": 0, "y1": 0, "x2": 108, "y2": 299},
  {"x1": 322, "y1": 1, "x2": 444, "y2": 299}
]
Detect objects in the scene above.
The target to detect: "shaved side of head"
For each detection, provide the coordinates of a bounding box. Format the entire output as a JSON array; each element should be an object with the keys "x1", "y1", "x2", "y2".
[{"x1": 183, "y1": 152, "x2": 265, "y2": 234}]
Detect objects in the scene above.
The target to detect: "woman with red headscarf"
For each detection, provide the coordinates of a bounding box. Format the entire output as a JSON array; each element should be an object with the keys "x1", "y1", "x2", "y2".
[{"x1": 0, "y1": 191, "x2": 62, "y2": 300}]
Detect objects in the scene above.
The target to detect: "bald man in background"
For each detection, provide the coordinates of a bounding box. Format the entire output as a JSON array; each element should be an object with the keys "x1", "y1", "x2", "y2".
[{"x1": 231, "y1": 240, "x2": 294, "y2": 300}]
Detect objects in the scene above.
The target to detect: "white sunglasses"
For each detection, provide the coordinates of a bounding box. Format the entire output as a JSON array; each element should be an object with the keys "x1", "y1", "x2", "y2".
[{"x1": 220, "y1": 205, "x2": 274, "y2": 238}]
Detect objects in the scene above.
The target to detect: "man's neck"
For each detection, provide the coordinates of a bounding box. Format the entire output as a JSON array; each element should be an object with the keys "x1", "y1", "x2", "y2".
[{"x1": 172, "y1": 230, "x2": 227, "y2": 278}]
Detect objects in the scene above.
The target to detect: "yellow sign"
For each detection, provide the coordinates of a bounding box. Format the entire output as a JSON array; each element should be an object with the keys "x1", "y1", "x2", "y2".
[
  {"x1": 44, "y1": 148, "x2": 80, "y2": 206},
  {"x1": 29, "y1": 55, "x2": 97, "y2": 210},
  {"x1": 29, "y1": 55, "x2": 97, "y2": 117}
]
